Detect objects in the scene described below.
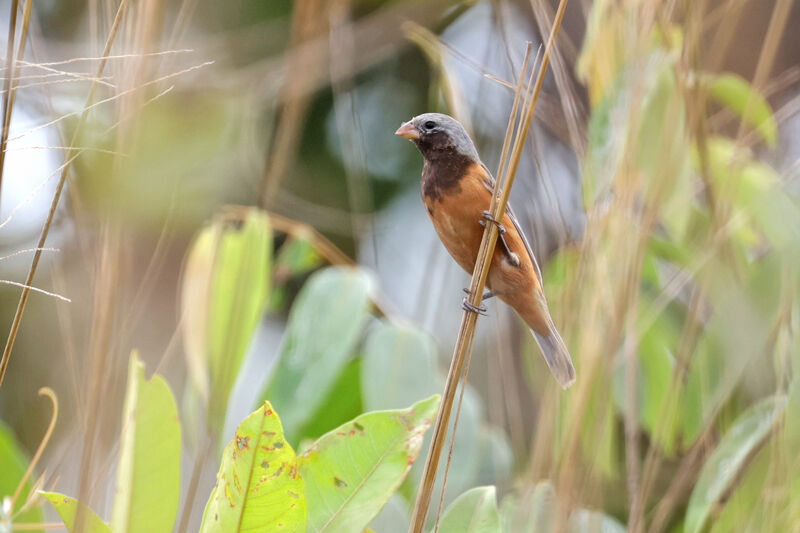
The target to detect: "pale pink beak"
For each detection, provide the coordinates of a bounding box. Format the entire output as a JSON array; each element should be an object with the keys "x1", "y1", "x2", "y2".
[{"x1": 394, "y1": 120, "x2": 419, "y2": 140}]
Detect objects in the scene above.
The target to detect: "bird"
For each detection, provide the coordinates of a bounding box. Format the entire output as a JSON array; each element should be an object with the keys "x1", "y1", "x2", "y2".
[{"x1": 395, "y1": 112, "x2": 576, "y2": 388}]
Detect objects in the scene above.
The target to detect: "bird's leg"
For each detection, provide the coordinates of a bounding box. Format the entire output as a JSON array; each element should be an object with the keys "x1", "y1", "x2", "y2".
[
  {"x1": 462, "y1": 287, "x2": 497, "y2": 300},
  {"x1": 461, "y1": 297, "x2": 487, "y2": 315},
  {"x1": 479, "y1": 211, "x2": 520, "y2": 267}
]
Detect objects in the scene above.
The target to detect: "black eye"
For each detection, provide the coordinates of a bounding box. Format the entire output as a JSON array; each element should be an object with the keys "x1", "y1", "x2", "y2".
[{"x1": 424, "y1": 120, "x2": 437, "y2": 130}]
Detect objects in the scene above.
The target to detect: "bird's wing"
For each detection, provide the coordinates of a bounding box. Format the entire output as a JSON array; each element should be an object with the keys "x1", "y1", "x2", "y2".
[{"x1": 478, "y1": 163, "x2": 544, "y2": 286}]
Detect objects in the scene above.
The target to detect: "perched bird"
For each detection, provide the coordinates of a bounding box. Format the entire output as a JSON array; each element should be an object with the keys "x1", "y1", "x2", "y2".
[{"x1": 395, "y1": 112, "x2": 576, "y2": 388}]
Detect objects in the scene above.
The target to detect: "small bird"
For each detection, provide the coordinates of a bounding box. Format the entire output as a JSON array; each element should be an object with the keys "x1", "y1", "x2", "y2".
[{"x1": 395, "y1": 112, "x2": 576, "y2": 388}]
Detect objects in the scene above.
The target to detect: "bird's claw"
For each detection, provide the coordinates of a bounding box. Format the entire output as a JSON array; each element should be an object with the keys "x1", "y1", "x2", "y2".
[
  {"x1": 478, "y1": 211, "x2": 520, "y2": 267},
  {"x1": 462, "y1": 297, "x2": 487, "y2": 315},
  {"x1": 462, "y1": 288, "x2": 497, "y2": 300},
  {"x1": 478, "y1": 211, "x2": 506, "y2": 235}
]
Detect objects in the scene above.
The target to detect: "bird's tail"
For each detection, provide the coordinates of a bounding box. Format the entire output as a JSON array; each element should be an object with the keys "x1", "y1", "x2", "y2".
[{"x1": 530, "y1": 315, "x2": 576, "y2": 389}]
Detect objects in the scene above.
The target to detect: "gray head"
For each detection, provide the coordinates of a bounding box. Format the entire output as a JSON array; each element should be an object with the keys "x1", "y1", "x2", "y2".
[{"x1": 395, "y1": 113, "x2": 480, "y2": 162}]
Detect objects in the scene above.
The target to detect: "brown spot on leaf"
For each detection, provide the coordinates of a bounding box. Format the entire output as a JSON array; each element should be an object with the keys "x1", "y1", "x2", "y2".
[
  {"x1": 354, "y1": 422, "x2": 364, "y2": 431},
  {"x1": 261, "y1": 460, "x2": 269, "y2": 469},
  {"x1": 334, "y1": 477, "x2": 348, "y2": 488},
  {"x1": 265, "y1": 409, "x2": 273, "y2": 416},
  {"x1": 274, "y1": 441, "x2": 284, "y2": 449},
  {"x1": 236, "y1": 435, "x2": 250, "y2": 450},
  {"x1": 271, "y1": 463, "x2": 286, "y2": 478}
]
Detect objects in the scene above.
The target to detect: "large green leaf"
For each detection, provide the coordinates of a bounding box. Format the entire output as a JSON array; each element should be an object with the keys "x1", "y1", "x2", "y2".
[
  {"x1": 110, "y1": 352, "x2": 182, "y2": 533},
  {"x1": 0, "y1": 421, "x2": 44, "y2": 531},
  {"x1": 708, "y1": 446, "x2": 771, "y2": 533},
  {"x1": 685, "y1": 395, "x2": 787, "y2": 533},
  {"x1": 435, "y1": 486, "x2": 501, "y2": 533},
  {"x1": 613, "y1": 283, "x2": 683, "y2": 456},
  {"x1": 474, "y1": 427, "x2": 513, "y2": 488},
  {"x1": 500, "y1": 480, "x2": 555, "y2": 533},
  {"x1": 261, "y1": 267, "x2": 374, "y2": 441},
  {"x1": 702, "y1": 137, "x2": 800, "y2": 253},
  {"x1": 199, "y1": 401, "x2": 306, "y2": 533},
  {"x1": 681, "y1": 267, "x2": 772, "y2": 447},
  {"x1": 705, "y1": 73, "x2": 777, "y2": 146},
  {"x1": 182, "y1": 208, "x2": 272, "y2": 430},
  {"x1": 299, "y1": 394, "x2": 440, "y2": 532},
  {"x1": 368, "y1": 495, "x2": 410, "y2": 532},
  {"x1": 294, "y1": 358, "x2": 363, "y2": 443},
  {"x1": 361, "y1": 321, "x2": 439, "y2": 412},
  {"x1": 40, "y1": 492, "x2": 110, "y2": 533},
  {"x1": 568, "y1": 509, "x2": 627, "y2": 533}
]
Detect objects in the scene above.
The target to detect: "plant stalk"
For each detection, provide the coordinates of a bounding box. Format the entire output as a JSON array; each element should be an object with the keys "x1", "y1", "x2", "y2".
[{"x1": 408, "y1": 1, "x2": 570, "y2": 529}]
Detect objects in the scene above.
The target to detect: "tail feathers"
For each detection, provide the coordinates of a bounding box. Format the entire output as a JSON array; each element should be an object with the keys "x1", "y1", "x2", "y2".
[{"x1": 531, "y1": 323, "x2": 576, "y2": 389}]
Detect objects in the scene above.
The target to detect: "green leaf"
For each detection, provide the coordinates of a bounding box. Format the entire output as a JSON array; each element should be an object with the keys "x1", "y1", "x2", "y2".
[
  {"x1": 708, "y1": 446, "x2": 771, "y2": 533},
  {"x1": 0, "y1": 421, "x2": 44, "y2": 530},
  {"x1": 41, "y1": 492, "x2": 111, "y2": 533},
  {"x1": 681, "y1": 268, "x2": 772, "y2": 447},
  {"x1": 705, "y1": 73, "x2": 777, "y2": 146},
  {"x1": 685, "y1": 395, "x2": 787, "y2": 533},
  {"x1": 294, "y1": 358, "x2": 363, "y2": 443},
  {"x1": 474, "y1": 428, "x2": 513, "y2": 488},
  {"x1": 501, "y1": 481, "x2": 555, "y2": 533},
  {"x1": 199, "y1": 401, "x2": 306, "y2": 533},
  {"x1": 568, "y1": 509, "x2": 627, "y2": 533},
  {"x1": 361, "y1": 321, "x2": 439, "y2": 412},
  {"x1": 368, "y1": 495, "x2": 410, "y2": 532},
  {"x1": 110, "y1": 352, "x2": 182, "y2": 533},
  {"x1": 261, "y1": 267, "x2": 374, "y2": 442},
  {"x1": 435, "y1": 486, "x2": 501, "y2": 533},
  {"x1": 182, "y1": 208, "x2": 272, "y2": 431},
  {"x1": 273, "y1": 234, "x2": 323, "y2": 280},
  {"x1": 299, "y1": 395, "x2": 440, "y2": 532},
  {"x1": 613, "y1": 285, "x2": 683, "y2": 456}
]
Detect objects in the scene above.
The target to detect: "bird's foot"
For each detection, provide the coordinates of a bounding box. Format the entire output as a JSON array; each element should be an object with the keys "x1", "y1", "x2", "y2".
[
  {"x1": 478, "y1": 211, "x2": 521, "y2": 267},
  {"x1": 462, "y1": 288, "x2": 497, "y2": 300},
  {"x1": 478, "y1": 211, "x2": 506, "y2": 234},
  {"x1": 461, "y1": 297, "x2": 487, "y2": 315}
]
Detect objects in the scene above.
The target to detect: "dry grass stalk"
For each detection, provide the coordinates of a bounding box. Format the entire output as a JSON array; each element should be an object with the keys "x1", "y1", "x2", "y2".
[
  {"x1": 0, "y1": 0, "x2": 33, "y2": 205},
  {"x1": 0, "y1": 0, "x2": 131, "y2": 390},
  {"x1": 0, "y1": 0, "x2": 20, "y2": 204},
  {"x1": 408, "y1": 1, "x2": 572, "y2": 529}
]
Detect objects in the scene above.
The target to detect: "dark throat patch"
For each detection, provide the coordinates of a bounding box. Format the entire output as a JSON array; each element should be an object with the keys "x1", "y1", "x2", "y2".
[{"x1": 420, "y1": 151, "x2": 474, "y2": 203}]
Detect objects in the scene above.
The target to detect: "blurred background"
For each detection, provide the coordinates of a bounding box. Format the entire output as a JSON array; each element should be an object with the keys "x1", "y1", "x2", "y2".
[{"x1": 1, "y1": 0, "x2": 799, "y2": 531}]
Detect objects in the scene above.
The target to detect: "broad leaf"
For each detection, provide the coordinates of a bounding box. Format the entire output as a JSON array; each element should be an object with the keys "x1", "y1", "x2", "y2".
[
  {"x1": 110, "y1": 352, "x2": 181, "y2": 533},
  {"x1": 435, "y1": 486, "x2": 501, "y2": 533},
  {"x1": 368, "y1": 495, "x2": 410, "y2": 532},
  {"x1": 361, "y1": 321, "x2": 439, "y2": 412},
  {"x1": 708, "y1": 446, "x2": 771, "y2": 533},
  {"x1": 199, "y1": 401, "x2": 306, "y2": 533},
  {"x1": 474, "y1": 428, "x2": 513, "y2": 488},
  {"x1": 41, "y1": 492, "x2": 111, "y2": 533},
  {"x1": 261, "y1": 267, "x2": 374, "y2": 441},
  {"x1": 501, "y1": 480, "x2": 555, "y2": 533},
  {"x1": 569, "y1": 509, "x2": 627, "y2": 533},
  {"x1": 0, "y1": 421, "x2": 44, "y2": 529},
  {"x1": 295, "y1": 358, "x2": 363, "y2": 443},
  {"x1": 270, "y1": 234, "x2": 324, "y2": 310},
  {"x1": 299, "y1": 395, "x2": 440, "y2": 532},
  {"x1": 182, "y1": 208, "x2": 272, "y2": 430},
  {"x1": 705, "y1": 73, "x2": 777, "y2": 146},
  {"x1": 685, "y1": 395, "x2": 787, "y2": 533}
]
